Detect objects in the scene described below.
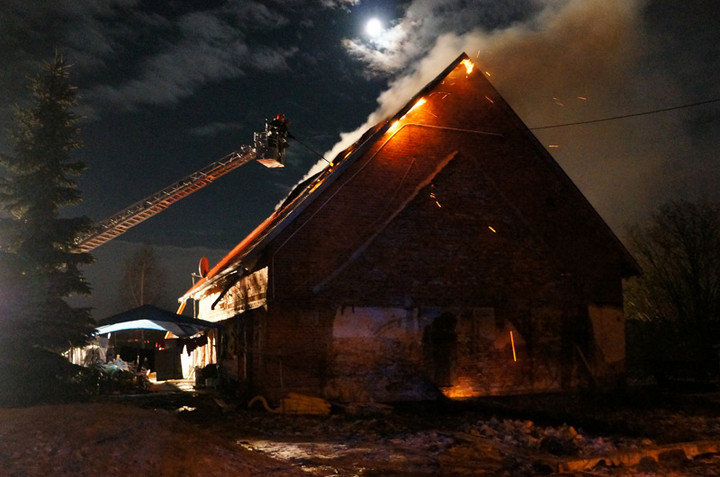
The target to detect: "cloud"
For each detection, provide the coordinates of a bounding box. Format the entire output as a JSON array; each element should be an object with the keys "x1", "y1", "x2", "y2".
[
  {"x1": 189, "y1": 122, "x2": 247, "y2": 138},
  {"x1": 320, "y1": 0, "x2": 360, "y2": 9},
  {"x1": 83, "y1": 6, "x2": 299, "y2": 113},
  {"x1": 0, "y1": 1, "x2": 303, "y2": 120},
  {"x1": 250, "y1": 46, "x2": 300, "y2": 71},
  {"x1": 341, "y1": 0, "x2": 536, "y2": 76}
]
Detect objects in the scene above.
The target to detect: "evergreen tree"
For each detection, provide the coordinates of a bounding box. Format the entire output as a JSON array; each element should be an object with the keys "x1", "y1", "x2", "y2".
[{"x1": 0, "y1": 54, "x2": 94, "y2": 358}]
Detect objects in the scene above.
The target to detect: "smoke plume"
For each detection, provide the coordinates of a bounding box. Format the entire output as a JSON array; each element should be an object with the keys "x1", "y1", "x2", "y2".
[{"x1": 310, "y1": 0, "x2": 719, "y2": 236}]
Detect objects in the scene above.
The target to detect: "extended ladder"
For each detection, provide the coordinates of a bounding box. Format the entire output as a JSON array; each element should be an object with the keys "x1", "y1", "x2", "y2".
[{"x1": 76, "y1": 118, "x2": 289, "y2": 252}]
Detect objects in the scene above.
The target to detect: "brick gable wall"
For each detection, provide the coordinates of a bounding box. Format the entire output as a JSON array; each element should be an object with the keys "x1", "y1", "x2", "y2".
[{"x1": 206, "y1": 57, "x2": 631, "y2": 401}]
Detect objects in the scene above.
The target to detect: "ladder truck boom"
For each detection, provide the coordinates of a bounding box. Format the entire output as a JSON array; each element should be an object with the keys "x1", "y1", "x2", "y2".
[{"x1": 76, "y1": 117, "x2": 290, "y2": 253}]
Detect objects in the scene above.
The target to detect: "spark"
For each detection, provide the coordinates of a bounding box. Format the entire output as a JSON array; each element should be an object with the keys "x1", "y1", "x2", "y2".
[
  {"x1": 430, "y1": 192, "x2": 442, "y2": 208},
  {"x1": 510, "y1": 331, "x2": 517, "y2": 362}
]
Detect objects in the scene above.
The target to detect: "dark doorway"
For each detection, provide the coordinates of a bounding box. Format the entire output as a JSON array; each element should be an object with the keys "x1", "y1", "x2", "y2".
[{"x1": 423, "y1": 312, "x2": 458, "y2": 387}]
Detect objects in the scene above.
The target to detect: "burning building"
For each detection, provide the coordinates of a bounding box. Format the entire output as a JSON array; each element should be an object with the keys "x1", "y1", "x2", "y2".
[{"x1": 178, "y1": 53, "x2": 639, "y2": 403}]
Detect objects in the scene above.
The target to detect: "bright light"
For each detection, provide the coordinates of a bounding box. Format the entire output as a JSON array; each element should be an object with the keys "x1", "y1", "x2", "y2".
[
  {"x1": 441, "y1": 378, "x2": 480, "y2": 399},
  {"x1": 408, "y1": 97, "x2": 427, "y2": 113},
  {"x1": 461, "y1": 59, "x2": 474, "y2": 75},
  {"x1": 366, "y1": 18, "x2": 383, "y2": 37}
]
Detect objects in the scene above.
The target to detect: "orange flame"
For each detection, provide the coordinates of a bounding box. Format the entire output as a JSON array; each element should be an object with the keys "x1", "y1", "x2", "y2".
[
  {"x1": 408, "y1": 97, "x2": 427, "y2": 113},
  {"x1": 461, "y1": 59, "x2": 474, "y2": 75},
  {"x1": 388, "y1": 120, "x2": 401, "y2": 132},
  {"x1": 398, "y1": 98, "x2": 427, "y2": 122},
  {"x1": 308, "y1": 181, "x2": 322, "y2": 194}
]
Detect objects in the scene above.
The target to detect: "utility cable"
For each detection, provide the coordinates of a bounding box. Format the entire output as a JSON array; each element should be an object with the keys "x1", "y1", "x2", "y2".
[{"x1": 530, "y1": 97, "x2": 720, "y2": 131}]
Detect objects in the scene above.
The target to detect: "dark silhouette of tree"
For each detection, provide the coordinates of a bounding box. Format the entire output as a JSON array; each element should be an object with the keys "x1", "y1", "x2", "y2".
[
  {"x1": 625, "y1": 199, "x2": 720, "y2": 380},
  {"x1": 626, "y1": 199, "x2": 720, "y2": 326},
  {"x1": 0, "y1": 54, "x2": 94, "y2": 393},
  {"x1": 118, "y1": 244, "x2": 168, "y2": 308}
]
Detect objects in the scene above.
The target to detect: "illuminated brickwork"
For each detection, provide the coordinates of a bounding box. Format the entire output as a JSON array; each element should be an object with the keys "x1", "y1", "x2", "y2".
[{"x1": 194, "y1": 54, "x2": 637, "y2": 403}]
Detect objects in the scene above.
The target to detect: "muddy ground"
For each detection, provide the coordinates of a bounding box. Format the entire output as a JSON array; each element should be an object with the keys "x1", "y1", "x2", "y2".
[{"x1": 2, "y1": 385, "x2": 720, "y2": 476}]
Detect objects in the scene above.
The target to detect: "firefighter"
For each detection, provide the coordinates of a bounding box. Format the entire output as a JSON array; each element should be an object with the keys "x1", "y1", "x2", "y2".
[
  {"x1": 271, "y1": 113, "x2": 290, "y2": 136},
  {"x1": 269, "y1": 113, "x2": 290, "y2": 158}
]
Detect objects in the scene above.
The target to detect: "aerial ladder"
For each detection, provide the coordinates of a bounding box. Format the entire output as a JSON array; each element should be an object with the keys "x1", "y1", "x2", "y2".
[{"x1": 75, "y1": 116, "x2": 290, "y2": 253}]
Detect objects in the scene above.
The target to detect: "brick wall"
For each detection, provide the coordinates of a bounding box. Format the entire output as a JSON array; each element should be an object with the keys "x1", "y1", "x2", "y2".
[
  {"x1": 253, "y1": 305, "x2": 335, "y2": 402},
  {"x1": 211, "y1": 59, "x2": 631, "y2": 401}
]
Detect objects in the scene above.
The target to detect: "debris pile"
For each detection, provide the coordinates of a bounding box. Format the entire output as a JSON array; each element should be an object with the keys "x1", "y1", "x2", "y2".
[{"x1": 468, "y1": 417, "x2": 624, "y2": 457}]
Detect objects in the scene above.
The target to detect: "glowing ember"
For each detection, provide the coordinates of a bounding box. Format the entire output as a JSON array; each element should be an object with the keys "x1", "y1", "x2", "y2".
[
  {"x1": 461, "y1": 59, "x2": 474, "y2": 75},
  {"x1": 308, "y1": 177, "x2": 325, "y2": 194},
  {"x1": 442, "y1": 377, "x2": 480, "y2": 399},
  {"x1": 430, "y1": 191, "x2": 442, "y2": 207},
  {"x1": 488, "y1": 226, "x2": 496, "y2": 233}
]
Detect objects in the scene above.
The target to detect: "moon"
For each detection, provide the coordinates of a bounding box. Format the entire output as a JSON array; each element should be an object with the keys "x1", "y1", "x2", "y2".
[{"x1": 366, "y1": 18, "x2": 383, "y2": 37}]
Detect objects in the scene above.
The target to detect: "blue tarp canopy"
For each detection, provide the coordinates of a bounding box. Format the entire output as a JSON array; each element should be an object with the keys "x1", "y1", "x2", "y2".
[{"x1": 95, "y1": 305, "x2": 220, "y2": 338}]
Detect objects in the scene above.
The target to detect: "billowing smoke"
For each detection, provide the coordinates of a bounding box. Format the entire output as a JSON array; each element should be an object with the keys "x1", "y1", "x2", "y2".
[{"x1": 306, "y1": 0, "x2": 718, "y2": 236}]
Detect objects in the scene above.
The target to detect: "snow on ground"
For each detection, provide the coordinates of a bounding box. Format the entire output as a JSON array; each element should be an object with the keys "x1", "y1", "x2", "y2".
[
  {"x1": 0, "y1": 402, "x2": 303, "y2": 477},
  {"x1": 2, "y1": 388, "x2": 720, "y2": 476}
]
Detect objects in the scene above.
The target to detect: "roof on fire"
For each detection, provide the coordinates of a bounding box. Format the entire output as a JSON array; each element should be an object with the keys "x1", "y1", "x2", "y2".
[{"x1": 179, "y1": 52, "x2": 639, "y2": 304}]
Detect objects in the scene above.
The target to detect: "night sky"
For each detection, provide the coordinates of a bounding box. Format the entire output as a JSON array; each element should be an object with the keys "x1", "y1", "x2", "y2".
[{"x1": 1, "y1": 0, "x2": 718, "y2": 319}]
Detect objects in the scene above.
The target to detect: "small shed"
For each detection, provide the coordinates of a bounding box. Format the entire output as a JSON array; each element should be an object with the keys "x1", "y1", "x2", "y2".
[
  {"x1": 179, "y1": 53, "x2": 639, "y2": 403},
  {"x1": 95, "y1": 305, "x2": 220, "y2": 380}
]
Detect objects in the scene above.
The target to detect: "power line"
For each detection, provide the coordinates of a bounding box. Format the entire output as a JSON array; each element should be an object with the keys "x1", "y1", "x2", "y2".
[{"x1": 530, "y1": 98, "x2": 720, "y2": 131}]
